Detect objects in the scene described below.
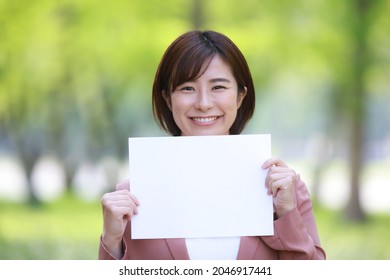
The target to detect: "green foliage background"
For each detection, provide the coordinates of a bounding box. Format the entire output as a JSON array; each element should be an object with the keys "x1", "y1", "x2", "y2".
[{"x1": 1, "y1": 0, "x2": 390, "y2": 259}]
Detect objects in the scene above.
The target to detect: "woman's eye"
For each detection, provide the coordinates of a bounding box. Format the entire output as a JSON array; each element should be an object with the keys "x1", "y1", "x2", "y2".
[
  {"x1": 178, "y1": 86, "x2": 194, "y2": 92},
  {"x1": 213, "y1": 85, "x2": 226, "y2": 90}
]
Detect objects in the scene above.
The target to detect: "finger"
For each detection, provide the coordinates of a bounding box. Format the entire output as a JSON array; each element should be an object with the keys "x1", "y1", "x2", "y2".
[
  {"x1": 265, "y1": 167, "x2": 295, "y2": 190},
  {"x1": 109, "y1": 189, "x2": 140, "y2": 204},
  {"x1": 267, "y1": 166, "x2": 294, "y2": 176},
  {"x1": 266, "y1": 170, "x2": 294, "y2": 188},
  {"x1": 262, "y1": 157, "x2": 288, "y2": 169},
  {"x1": 101, "y1": 190, "x2": 129, "y2": 204},
  {"x1": 129, "y1": 193, "x2": 140, "y2": 206},
  {"x1": 112, "y1": 204, "x2": 138, "y2": 220},
  {"x1": 101, "y1": 192, "x2": 139, "y2": 214},
  {"x1": 266, "y1": 174, "x2": 292, "y2": 195},
  {"x1": 108, "y1": 196, "x2": 139, "y2": 215},
  {"x1": 116, "y1": 179, "x2": 130, "y2": 191},
  {"x1": 270, "y1": 177, "x2": 294, "y2": 197},
  {"x1": 102, "y1": 197, "x2": 140, "y2": 214}
]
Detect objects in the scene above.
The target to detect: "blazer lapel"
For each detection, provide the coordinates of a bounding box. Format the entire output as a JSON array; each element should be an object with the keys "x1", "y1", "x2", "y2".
[
  {"x1": 236, "y1": 236, "x2": 260, "y2": 260},
  {"x1": 165, "y1": 238, "x2": 190, "y2": 260}
]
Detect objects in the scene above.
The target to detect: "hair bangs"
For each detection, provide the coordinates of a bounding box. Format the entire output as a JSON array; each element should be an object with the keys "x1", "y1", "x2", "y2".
[{"x1": 168, "y1": 42, "x2": 216, "y2": 93}]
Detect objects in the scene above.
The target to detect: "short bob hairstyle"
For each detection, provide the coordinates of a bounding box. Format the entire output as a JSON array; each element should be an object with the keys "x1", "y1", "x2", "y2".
[{"x1": 152, "y1": 30, "x2": 255, "y2": 136}]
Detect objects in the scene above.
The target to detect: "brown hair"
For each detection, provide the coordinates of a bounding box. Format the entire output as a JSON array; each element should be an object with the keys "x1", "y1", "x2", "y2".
[{"x1": 152, "y1": 30, "x2": 255, "y2": 136}]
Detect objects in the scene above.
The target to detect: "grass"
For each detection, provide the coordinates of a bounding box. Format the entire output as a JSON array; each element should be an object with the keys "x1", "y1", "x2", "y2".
[
  {"x1": 0, "y1": 192, "x2": 102, "y2": 260},
  {"x1": 0, "y1": 193, "x2": 390, "y2": 260},
  {"x1": 313, "y1": 203, "x2": 390, "y2": 259}
]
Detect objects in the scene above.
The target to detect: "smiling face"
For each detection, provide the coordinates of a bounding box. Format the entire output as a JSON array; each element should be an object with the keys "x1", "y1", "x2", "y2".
[
  {"x1": 165, "y1": 55, "x2": 247, "y2": 136},
  {"x1": 152, "y1": 31, "x2": 256, "y2": 136}
]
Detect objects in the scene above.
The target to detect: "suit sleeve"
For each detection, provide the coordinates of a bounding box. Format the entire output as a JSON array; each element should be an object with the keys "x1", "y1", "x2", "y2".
[
  {"x1": 261, "y1": 174, "x2": 326, "y2": 259},
  {"x1": 98, "y1": 222, "x2": 131, "y2": 260}
]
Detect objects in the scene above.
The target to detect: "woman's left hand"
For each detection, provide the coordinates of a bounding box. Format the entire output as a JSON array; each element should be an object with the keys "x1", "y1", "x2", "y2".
[{"x1": 262, "y1": 157, "x2": 297, "y2": 218}]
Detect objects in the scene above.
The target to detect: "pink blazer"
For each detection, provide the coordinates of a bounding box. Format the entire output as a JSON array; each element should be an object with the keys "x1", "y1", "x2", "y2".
[{"x1": 99, "y1": 175, "x2": 326, "y2": 260}]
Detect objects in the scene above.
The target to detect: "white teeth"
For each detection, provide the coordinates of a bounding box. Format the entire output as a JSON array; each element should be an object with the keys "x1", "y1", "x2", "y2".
[{"x1": 193, "y1": 117, "x2": 217, "y2": 123}]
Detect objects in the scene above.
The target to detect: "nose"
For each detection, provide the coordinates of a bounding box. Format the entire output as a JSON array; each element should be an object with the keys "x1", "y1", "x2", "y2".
[{"x1": 194, "y1": 89, "x2": 213, "y2": 111}]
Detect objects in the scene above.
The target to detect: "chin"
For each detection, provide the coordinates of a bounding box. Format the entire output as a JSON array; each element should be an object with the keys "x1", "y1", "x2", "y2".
[{"x1": 189, "y1": 129, "x2": 228, "y2": 136}]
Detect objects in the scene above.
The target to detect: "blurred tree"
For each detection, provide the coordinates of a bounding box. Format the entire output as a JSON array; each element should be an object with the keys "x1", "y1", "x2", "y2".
[
  {"x1": 192, "y1": 0, "x2": 204, "y2": 29},
  {"x1": 343, "y1": 0, "x2": 374, "y2": 222},
  {"x1": 0, "y1": 0, "x2": 53, "y2": 205},
  {"x1": 0, "y1": 0, "x2": 192, "y2": 201},
  {"x1": 318, "y1": 0, "x2": 388, "y2": 221},
  {"x1": 1, "y1": 0, "x2": 389, "y2": 208},
  {"x1": 204, "y1": 0, "x2": 389, "y2": 222}
]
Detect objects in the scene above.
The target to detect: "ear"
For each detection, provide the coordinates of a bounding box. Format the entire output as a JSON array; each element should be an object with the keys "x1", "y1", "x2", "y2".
[
  {"x1": 162, "y1": 90, "x2": 172, "y2": 111},
  {"x1": 237, "y1": 86, "x2": 247, "y2": 109}
]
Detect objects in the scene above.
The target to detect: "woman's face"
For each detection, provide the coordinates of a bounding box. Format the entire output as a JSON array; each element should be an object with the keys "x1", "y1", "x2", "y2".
[{"x1": 166, "y1": 55, "x2": 246, "y2": 136}]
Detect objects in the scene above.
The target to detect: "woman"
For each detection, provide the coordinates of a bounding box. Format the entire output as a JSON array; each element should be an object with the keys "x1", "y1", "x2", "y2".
[{"x1": 99, "y1": 30, "x2": 326, "y2": 260}]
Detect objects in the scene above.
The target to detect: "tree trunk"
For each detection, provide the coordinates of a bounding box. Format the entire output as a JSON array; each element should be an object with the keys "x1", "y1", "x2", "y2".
[
  {"x1": 345, "y1": 0, "x2": 372, "y2": 222},
  {"x1": 192, "y1": 0, "x2": 204, "y2": 29},
  {"x1": 16, "y1": 134, "x2": 42, "y2": 206}
]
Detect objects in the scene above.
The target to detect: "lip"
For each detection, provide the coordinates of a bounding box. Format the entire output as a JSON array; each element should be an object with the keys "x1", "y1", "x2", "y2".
[{"x1": 190, "y1": 116, "x2": 220, "y2": 125}]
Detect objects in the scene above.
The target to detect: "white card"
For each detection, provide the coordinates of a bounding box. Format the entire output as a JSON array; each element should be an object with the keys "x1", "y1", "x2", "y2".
[{"x1": 128, "y1": 134, "x2": 273, "y2": 239}]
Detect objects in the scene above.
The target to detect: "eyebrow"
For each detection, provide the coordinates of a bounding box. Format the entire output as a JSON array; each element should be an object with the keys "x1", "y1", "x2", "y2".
[{"x1": 208, "y1": 78, "x2": 232, "y2": 83}]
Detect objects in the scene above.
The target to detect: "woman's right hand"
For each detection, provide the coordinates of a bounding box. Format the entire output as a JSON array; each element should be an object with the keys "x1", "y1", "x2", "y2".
[{"x1": 100, "y1": 179, "x2": 140, "y2": 258}]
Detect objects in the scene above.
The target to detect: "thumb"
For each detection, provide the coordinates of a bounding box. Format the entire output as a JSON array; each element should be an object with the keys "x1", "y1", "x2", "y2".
[{"x1": 262, "y1": 157, "x2": 288, "y2": 169}]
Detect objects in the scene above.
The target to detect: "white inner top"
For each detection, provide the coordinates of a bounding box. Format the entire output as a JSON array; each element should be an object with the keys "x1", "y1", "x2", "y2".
[{"x1": 185, "y1": 237, "x2": 241, "y2": 260}]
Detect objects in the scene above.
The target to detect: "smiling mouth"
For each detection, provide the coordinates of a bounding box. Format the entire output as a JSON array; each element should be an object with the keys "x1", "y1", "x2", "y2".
[{"x1": 191, "y1": 116, "x2": 218, "y2": 123}]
